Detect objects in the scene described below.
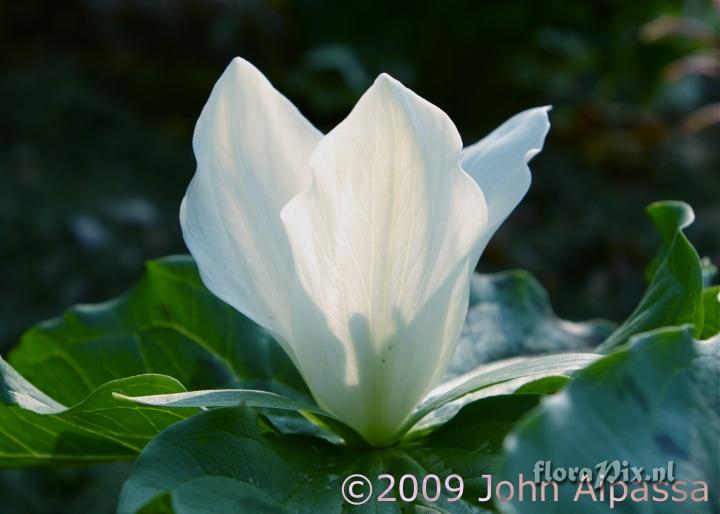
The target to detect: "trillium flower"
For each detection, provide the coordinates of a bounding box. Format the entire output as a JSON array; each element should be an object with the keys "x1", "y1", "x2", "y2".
[{"x1": 181, "y1": 57, "x2": 550, "y2": 446}]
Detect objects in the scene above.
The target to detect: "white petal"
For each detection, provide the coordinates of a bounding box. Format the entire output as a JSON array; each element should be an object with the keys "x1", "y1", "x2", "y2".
[
  {"x1": 460, "y1": 106, "x2": 550, "y2": 253},
  {"x1": 280, "y1": 74, "x2": 488, "y2": 445},
  {"x1": 181, "y1": 58, "x2": 322, "y2": 342}
]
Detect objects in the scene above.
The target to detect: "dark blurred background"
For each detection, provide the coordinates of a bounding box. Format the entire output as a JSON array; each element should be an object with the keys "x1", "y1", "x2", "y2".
[{"x1": 1, "y1": 0, "x2": 719, "y2": 356}]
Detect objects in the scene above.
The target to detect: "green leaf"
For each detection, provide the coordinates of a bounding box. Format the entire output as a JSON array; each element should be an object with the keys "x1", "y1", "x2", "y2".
[
  {"x1": 500, "y1": 326, "x2": 719, "y2": 513},
  {"x1": 598, "y1": 201, "x2": 704, "y2": 351},
  {"x1": 0, "y1": 355, "x2": 196, "y2": 467},
  {"x1": 3, "y1": 256, "x2": 612, "y2": 449},
  {"x1": 699, "y1": 286, "x2": 720, "y2": 339},
  {"x1": 1, "y1": 256, "x2": 350, "y2": 464},
  {"x1": 1, "y1": 354, "x2": 64, "y2": 414},
  {"x1": 406, "y1": 352, "x2": 599, "y2": 432},
  {"x1": 7, "y1": 256, "x2": 310, "y2": 407},
  {"x1": 6, "y1": 256, "x2": 608, "y2": 406},
  {"x1": 115, "y1": 388, "x2": 371, "y2": 446},
  {"x1": 118, "y1": 394, "x2": 542, "y2": 514},
  {"x1": 448, "y1": 271, "x2": 614, "y2": 377},
  {"x1": 115, "y1": 389, "x2": 331, "y2": 417},
  {"x1": 118, "y1": 354, "x2": 598, "y2": 444}
]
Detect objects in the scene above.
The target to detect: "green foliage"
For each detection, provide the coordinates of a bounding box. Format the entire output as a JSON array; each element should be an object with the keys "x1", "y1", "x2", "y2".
[
  {"x1": 406, "y1": 353, "x2": 599, "y2": 432},
  {"x1": 117, "y1": 395, "x2": 541, "y2": 514},
  {"x1": 1, "y1": 0, "x2": 718, "y2": 510},
  {"x1": 7, "y1": 256, "x2": 310, "y2": 406},
  {"x1": 0, "y1": 201, "x2": 716, "y2": 512},
  {"x1": 598, "y1": 201, "x2": 704, "y2": 351},
  {"x1": 448, "y1": 271, "x2": 614, "y2": 375},
  {"x1": 114, "y1": 388, "x2": 329, "y2": 416},
  {"x1": 0, "y1": 256, "x2": 313, "y2": 467},
  {"x1": 0, "y1": 360, "x2": 193, "y2": 466},
  {"x1": 501, "y1": 326, "x2": 719, "y2": 513}
]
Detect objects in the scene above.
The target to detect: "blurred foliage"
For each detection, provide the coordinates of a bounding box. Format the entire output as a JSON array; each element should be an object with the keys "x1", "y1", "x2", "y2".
[
  {"x1": 2, "y1": 463, "x2": 131, "y2": 513},
  {"x1": 1, "y1": 0, "x2": 719, "y2": 357}
]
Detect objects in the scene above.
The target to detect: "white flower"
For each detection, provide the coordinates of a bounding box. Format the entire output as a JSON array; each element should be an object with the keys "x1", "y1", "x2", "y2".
[{"x1": 181, "y1": 57, "x2": 550, "y2": 446}]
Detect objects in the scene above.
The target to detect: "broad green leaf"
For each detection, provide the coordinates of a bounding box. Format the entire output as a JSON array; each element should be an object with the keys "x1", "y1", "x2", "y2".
[
  {"x1": 0, "y1": 256, "x2": 327, "y2": 466},
  {"x1": 0, "y1": 357, "x2": 195, "y2": 467},
  {"x1": 406, "y1": 352, "x2": 599, "y2": 432},
  {"x1": 699, "y1": 286, "x2": 720, "y2": 339},
  {"x1": 115, "y1": 389, "x2": 331, "y2": 416},
  {"x1": 500, "y1": 326, "x2": 719, "y2": 514},
  {"x1": 7, "y1": 256, "x2": 310, "y2": 407},
  {"x1": 118, "y1": 394, "x2": 542, "y2": 514},
  {"x1": 598, "y1": 201, "x2": 704, "y2": 351},
  {"x1": 448, "y1": 271, "x2": 614, "y2": 377}
]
